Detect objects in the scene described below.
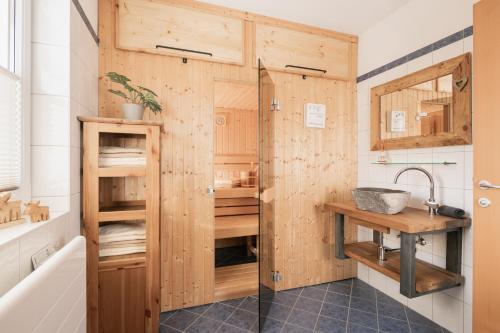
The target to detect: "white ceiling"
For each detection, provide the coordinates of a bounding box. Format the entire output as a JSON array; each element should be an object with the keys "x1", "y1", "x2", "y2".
[{"x1": 198, "y1": 0, "x2": 412, "y2": 35}]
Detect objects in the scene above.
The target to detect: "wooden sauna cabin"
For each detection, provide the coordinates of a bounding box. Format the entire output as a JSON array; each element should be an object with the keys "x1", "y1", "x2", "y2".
[
  {"x1": 99, "y1": 0, "x2": 358, "y2": 315},
  {"x1": 213, "y1": 81, "x2": 259, "y2": 301}
]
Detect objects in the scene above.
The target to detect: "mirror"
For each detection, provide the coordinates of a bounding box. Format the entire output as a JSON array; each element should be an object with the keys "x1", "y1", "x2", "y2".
[{"x1": 371, "y1": 53, "x2": 471, "y2": 150}]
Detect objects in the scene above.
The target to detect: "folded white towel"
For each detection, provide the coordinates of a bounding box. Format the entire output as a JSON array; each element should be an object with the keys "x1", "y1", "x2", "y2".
[
  {"x1": 99, "y1": 223, "x2": 145, "y2": 243},
  {"x1": 98, "y1": 156, "x2": 146, "y2": 167},
  {"x1": 99, "y1": 146, "x2": 146, "y2": 154},
  {"x1": 99, "y1": 245, "x2": 146, "y2": 257}
]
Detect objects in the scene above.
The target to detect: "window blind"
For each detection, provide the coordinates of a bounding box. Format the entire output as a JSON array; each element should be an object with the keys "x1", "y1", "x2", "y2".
[{"x1": 0, "y1": 67, "x2": 21, "y2": 192}]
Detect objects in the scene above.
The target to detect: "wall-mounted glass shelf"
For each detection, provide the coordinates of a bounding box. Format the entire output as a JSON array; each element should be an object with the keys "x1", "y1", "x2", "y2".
[{"x1": 371, "y1": 162, "x2": 456, "y2": 165}]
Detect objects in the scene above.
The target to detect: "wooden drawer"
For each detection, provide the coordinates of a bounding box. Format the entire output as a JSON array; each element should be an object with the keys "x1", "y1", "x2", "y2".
[
  {"x1": 254, "y1": 23, "x2": 351, "y2": 80},
  {"x1": 116, "y1": 0, "x2": 244, "y2": 65},
  {"x1": 98, "y1": 266, "x2": 146, "y2": 333}
]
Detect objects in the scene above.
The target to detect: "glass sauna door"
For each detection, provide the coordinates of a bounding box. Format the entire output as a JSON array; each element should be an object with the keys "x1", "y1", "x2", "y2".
[{"x1": 258, "y1": 61, "x2": 278, "y2": 331}]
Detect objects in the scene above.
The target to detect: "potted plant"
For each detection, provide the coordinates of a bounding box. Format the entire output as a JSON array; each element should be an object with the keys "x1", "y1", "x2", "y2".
[{"x1": 105, "y1": 72, "x2": 162, "y2": 120}]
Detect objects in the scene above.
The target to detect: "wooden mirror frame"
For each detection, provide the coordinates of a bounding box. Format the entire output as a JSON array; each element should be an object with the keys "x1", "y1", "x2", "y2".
[{"x1": 370, "y1": 53, "x2": 472, "y2": 151}]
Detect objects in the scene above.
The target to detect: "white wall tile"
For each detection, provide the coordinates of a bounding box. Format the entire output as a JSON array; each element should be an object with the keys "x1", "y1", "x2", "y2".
[
  {"x1": 31, "y1": 196, "x2": 70, "y2": 214},
  {"x1": 32, "y1": 43, "x2": 70, "y2": 97},
  {"x1": 31, "y1": 146, "x2": 70, "y2": 197},
  {"x1": 432, "y1": 152, "x2": 465, "y2": 189},
  {"x1": 19, "y1": 224, "x2": 49, "y2": 279},
  {"x1": 32, "y1": 0, "x2": 70, "y2": 47},
  {"x1": 357, "y1": 263, "x2": 369, "y2": 282},
  {"x1": 31, "y1": 95, "x2": 70, "y2": 146},
  {"x1": 463, "y1": 303, "x2": 472, "y2": 333},
  {"x1": 407, "y1": 293, "x2": 433, "y2": 320},
  {"x1": 68, "y1": 194, "x2": 82, "y2": 240},
  {"x1": 78, "y1": 0, "x2": 98, "y2": 39},
  {"x1": 433, "y1": 292, "x2": 464, "y2": 333},
  {"x1": 0, "y1": 240, "x2": 20, "y2": 296},
  {"x1": 368, "y1": 268, "x2": 386, "y2": 293},
  {"x1": 464, "y1": 152, "x2": 473, "y2": 190},
  {"x1": 433, "y1": 40, "x2": 464, "y2": 64},
  {"x1": 47, "y1": 213, "x2": 68, "y2": 250},
  {"x1": 70, "y1": 147, "x2": 81, "y2": 195},
  {"x1": 407, "y1": 53, "x2": 433, "y2": 73},
  {"x1": 462, "y1": 265, "x2": 472, "y2": 305}
]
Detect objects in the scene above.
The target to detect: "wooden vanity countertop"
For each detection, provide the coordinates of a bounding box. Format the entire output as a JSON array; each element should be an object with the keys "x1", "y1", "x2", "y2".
[{"x1": 325, "y1": 201, "x2": 471, "y2": 234}]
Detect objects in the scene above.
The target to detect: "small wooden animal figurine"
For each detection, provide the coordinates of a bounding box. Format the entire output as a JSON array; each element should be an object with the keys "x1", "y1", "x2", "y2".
[
  {"x1": 0, "y1": 193, "x2": 21, "y2": 223},
  {"x1": 23, "y1": 201, "x2": 50, "y2": 222}
]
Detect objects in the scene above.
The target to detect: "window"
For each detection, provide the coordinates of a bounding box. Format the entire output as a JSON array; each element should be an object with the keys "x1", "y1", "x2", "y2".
[{"x1": 0, "y1": 0, "x2": 28, "y2": 195}]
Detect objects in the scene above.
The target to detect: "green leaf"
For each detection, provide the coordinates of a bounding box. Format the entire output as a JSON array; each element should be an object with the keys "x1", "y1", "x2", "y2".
[
  {"x1": 137, "y1": 86, "x2": 158, "y2": 97},
  {"x1": 105, "y1": 72, "x2": 130, "y2": 85},
  {"x1": 108, "y1": 89, "x2": 129, "y2": 100}
]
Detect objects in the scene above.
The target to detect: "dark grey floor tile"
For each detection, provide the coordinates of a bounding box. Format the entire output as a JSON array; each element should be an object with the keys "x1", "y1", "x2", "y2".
[
  {"x1": 328, "y1": 282, "x2": 351, "y2": 296},
  {"x1": 226, "y1": 309, "x2": 257, "y2": 330},
  {"x1": 260, "y1": 317, "x2": 284, "y2": 333},
  {"x1": 164, "y1": 310, "x2": 199, "y2": 331},
  {"x1": 351, "y1": 286, "x2": 376, "y2": 300},
  {"x1": 377, "y1": 302, "x2": 407, "y2": 321},
  {"x1": 301, "y1": 286, "x2": 327, "y2": 300},
  {"x1": 347, "y1": 322, "x2": 378, "y2": 333},
  {"x1": 409, "y1": 321, "x2": 443, "y2": 333},
  {"x1": 260, "y1": 301, "x2": 291, "y2": 321},
  {"x1": 267, "y1": 291, "x2": 298, "y2": 307},
  {"x1": 405, "y1": 307, "x2": 442, "y2": 329},
  {"x1": 348, "y1": 308, "x2": 378, "y2": 329},
  {"x1": 160, "y1": 311, "x2": 177, "y2": 324},
  {"x1": 239, "y1": 296, "x2": 258, "y2": 314},
  {"x1": 378, "y1": 315, "x2": 410, "y2": 333},
  {"x1": 352, "y1": 279, "x2": 372, "y2": 290},
  {"x1": 315, "y1": 315, "x2": 346, "y2": 333},
  {"x1": 217, "y1": 323, "x2": 247, "y2": 333},
  {"x1": 186, "y1": 316, "x2": 222, "y2": 333},
  {"x1": 286, "y1": 308, "x2": 318, "y2": 330},
  {"x1": 186, "y1": 304, "x2": 212, "y2": 315},
  {"x1": 324, "y1": 291, "x2": 350, "y2": 307},
  {"x1": 320, "y1": 302, "x2": 349, "y2": 322},
  {"x1": 376, "y1": 291, "x2": 401, "y2": 308},
  {"x1": 335, "y1": 278, "x2": 353, "y2": 286},
  {"x1": 349, "y1": 296, "x2": 377, "y2": 314},
  {"x1": 312, "y1": 283, "x2": 330, "y2": 290},
  {"x1": 293, "y1": 296, "x2": 322, "y2": 314},
  {"x1": 159, "y1": 324, "x2": 182, "y2": 333},
  {"x1": 282, "y1": 287, "x2": 303, "y2": 295},
  {"x1": 203, "y1": 303, "x2": 235, "y2": 322},
  {"x1": 283, "y1": 323, "x2": 313, "y2": 332},
  {"x1": 220, "y1": 297, "x2": 245, "y2": 308}
]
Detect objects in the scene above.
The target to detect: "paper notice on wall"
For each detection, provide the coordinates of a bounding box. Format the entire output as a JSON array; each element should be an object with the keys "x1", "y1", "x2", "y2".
[
  {"x1": 304, "y1": 103, "x2": 326, "y2": 128},
  {"x1": 391, "y1": 110, "x2": 406, "y2": 132}
]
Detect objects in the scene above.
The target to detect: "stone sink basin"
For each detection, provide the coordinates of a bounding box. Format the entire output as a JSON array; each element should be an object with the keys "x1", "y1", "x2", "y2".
[{"x1": 352, "y1": 188, "x2": 410, "y2": 215}]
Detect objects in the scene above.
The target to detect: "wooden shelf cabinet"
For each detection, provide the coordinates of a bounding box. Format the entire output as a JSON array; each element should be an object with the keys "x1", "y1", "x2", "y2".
[{"x1": 80, "y1": 117, "x2": 161, "y2": 333}]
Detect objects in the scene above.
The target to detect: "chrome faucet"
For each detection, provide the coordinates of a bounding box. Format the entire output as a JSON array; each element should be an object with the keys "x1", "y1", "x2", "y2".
[{"x1": 393, "y1": 167, "x2": 439, "y2": 215}]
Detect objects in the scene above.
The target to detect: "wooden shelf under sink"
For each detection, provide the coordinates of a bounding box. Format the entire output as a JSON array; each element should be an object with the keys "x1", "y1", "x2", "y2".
[{"x1": 344, "y1": 241, "x2": 463, "y2": 294}]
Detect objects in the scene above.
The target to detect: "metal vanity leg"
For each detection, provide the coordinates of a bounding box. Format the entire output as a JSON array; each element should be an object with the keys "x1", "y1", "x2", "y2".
[
  {"x1": 335, "y1": 213, "x2": 348, "y2": 259},
  {"x1": 446, "y1": 229, "x2": 463, "y2": 274},
  {"x1": 400, "y1": 232, "x2": 417, "y2": 298}
]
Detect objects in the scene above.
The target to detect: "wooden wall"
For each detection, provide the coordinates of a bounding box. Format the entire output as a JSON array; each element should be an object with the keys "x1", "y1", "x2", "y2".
[
  {"x1": 99, "y1": 0, "x2": 358, "y2": 311},
  {"x1": 271, "y1": 74, "x2": 358, "y2": 289}
]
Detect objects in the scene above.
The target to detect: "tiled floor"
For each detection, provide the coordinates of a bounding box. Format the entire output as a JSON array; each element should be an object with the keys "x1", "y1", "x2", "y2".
[{"x1": 160, "y1": 278, "x2": 449, "y2": 333}]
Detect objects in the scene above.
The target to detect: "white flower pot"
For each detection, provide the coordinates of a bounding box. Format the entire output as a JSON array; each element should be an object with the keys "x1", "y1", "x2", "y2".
[{"x1": 121, "y1": 103, "x2": 144, "y2": 120}]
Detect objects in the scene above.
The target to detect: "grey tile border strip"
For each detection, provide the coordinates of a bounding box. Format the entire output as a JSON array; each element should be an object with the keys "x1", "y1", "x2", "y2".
[
  {"x1": 71, "y1": 0, "x2": 99, "y2": 45},
  {"x1": 357, "y1": 26, "x2": 473, "y2": 83}
]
